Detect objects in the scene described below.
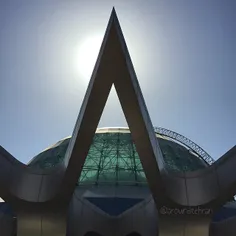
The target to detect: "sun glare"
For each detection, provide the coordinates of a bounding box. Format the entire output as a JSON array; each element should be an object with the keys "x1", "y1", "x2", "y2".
[{"x1": 75, "y1": 34, "x2": 103, "y2": 83}]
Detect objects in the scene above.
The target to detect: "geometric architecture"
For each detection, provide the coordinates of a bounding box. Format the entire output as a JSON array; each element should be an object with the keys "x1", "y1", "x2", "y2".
[
  {"x1": 29, "y1": 127, "x2": 211, "y2": 175},
  {"x1": 0, "y1": 7, "x2": 235, "y2": 236},
  {"x1": 28, "y1": 127, "x2": 210, "y2": 217}
]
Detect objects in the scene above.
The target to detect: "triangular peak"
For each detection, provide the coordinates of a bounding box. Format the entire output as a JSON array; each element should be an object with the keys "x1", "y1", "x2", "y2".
[{"x1": 62, "y1": 8, "x2": 165, "y2": 205}]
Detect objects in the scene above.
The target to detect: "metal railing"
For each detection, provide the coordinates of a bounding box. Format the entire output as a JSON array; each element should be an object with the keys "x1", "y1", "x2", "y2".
[{"x1": 154, "y1": 127, "x2": 215, "y2": 165}]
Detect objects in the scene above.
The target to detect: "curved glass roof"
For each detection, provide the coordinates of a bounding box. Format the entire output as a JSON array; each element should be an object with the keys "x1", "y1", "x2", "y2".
[{"x1": 29, "y1": 127, "x2": 208, "y2": 186}]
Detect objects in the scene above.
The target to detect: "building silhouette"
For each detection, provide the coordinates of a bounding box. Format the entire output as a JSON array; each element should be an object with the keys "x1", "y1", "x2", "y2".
[{"x1": 0, "y1": 8, "x2": 236, "y2": 236}]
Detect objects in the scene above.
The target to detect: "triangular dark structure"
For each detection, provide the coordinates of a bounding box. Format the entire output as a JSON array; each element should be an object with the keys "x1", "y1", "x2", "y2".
[
  {"x1": 86, "y1": 197, "x2": 144, "y2": 216},
  {"x1": 62, "y1": 8, "x2": 165, "y2": 205},
  {"x1": 62, "y1": 8, "x2": 236, "y2": 209},
  {"x1": 0, "y1": 8, "x2": 235, "y2": 210},
  {"x1": 0, "y1": 7, "x2": 236, "y2": 236},
  {"x1": 0, "y1": 7, "x2": 165, "y2": 208}
]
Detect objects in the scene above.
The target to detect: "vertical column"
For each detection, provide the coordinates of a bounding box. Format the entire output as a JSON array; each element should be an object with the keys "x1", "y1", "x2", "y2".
[
  {"x1": 159, "y1": 212, "x2": 212, "y2": 236},
  {"x1": 15, "y1": 204, "x2": 67, "y2": 236}
]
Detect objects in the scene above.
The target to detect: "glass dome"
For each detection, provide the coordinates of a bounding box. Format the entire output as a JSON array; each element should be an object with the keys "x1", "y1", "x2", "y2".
[{"x1": 28, "y1": 127, "x2": 208, "y2": 186}]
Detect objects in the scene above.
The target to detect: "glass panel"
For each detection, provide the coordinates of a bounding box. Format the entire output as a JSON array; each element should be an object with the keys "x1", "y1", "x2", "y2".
[{"x1": 29, "y1": 130, "x2": 207, "y2": 186}]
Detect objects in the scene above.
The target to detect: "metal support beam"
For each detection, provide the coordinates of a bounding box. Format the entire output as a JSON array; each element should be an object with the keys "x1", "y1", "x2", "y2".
[
  {"x1": 0, "y1": 9, "x2": 235, "y2": 236},
  {"x1": 159, "y1": 214, "x2": 211, "y2": 236},
  {"x1": 15, "y1": 204, "x2": 67, "y2": 236}
]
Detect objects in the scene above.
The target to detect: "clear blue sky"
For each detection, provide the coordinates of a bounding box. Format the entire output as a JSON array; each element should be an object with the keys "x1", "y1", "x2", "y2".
[{"x1": 0, "y1": 0, "x2": 235, "y2": 163}]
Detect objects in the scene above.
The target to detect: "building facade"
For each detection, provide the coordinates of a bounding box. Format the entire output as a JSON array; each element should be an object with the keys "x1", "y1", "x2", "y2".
[{"x1": 0, "y1": 8, "x2": 236, "y2": 236}]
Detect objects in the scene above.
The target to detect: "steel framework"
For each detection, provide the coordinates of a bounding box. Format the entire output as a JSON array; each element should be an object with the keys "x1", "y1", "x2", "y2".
[
  {"x1": 0, "y1": 7, "x2": 235, "y2": 236},
  {"x1": 154, "y1": 127, "x2": 215, "y2": 165},
  {"x1": 29, "y1": 127, "x2": 209, "y2": 186}
]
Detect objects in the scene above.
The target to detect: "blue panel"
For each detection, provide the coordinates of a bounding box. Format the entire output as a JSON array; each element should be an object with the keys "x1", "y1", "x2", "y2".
[
  {"x1": 86, "y1": 197, "x2": 143, "y2": 216},
  {"x1": 0, "y1": 202, "x2": 14, "y2": 216},
  {"x1": 212, "y1": 206, "x2": 236, "y2": 222}
]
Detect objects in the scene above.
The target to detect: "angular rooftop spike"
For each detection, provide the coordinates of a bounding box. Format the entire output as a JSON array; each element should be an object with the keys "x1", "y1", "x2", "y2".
[
  {"x1": 0, "y1": 7, "x2": 164, "y2": 207},
  {"x1": 0, "y1": 8, "x2": 235, "y2": 212},
  {"x1": 44, "y1": 8, "x2": 236, "y2": 209},
  {"x1": 62, "y1": 7, "x2": 166, "y2": 205}
]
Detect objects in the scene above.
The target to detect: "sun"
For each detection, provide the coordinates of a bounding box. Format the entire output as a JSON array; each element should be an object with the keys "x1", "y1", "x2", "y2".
[{"x1": 75, "y1": 34, "x2": 103, "y2": 83}]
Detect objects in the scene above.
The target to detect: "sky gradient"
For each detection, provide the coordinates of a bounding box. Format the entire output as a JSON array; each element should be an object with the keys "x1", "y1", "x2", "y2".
[{"x1": 0, "y1": 0, "x2": 235, "y2": 163}]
